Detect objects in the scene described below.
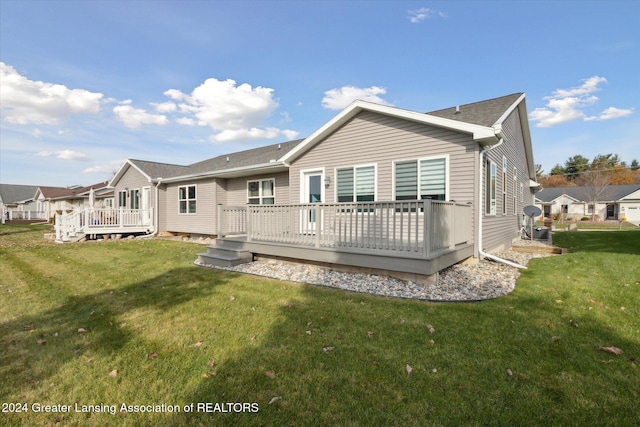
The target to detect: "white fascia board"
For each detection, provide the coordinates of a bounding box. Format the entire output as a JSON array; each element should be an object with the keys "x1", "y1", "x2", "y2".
[
  {"x1": 620, "y1": 188, "x2": 640, "y2": 200},
  {"x1": 493, "y1": 93, "x2": 526, "y2": 126},
  {"x1": 280, "y1": 100, "x2": 500, "y2": 164},
  {"x1": 108, "y1": 160, "x2": 152, "y2": 188},
  {"x1": 160, "y1": 162, "x2": 289, "y2": 183}
]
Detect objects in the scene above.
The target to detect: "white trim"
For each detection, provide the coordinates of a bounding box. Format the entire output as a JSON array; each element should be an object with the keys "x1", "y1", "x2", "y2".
[
  {"x1": 334, "y1": 163, "x2": 377, "y2": 203},
  {"x1": 247, "y1": 178, "x2": 276, "y2": 205},
  {"x1": 281, "y1": 101, "x2": 501, "y2": 165},
  {"x1": 485, "y1": 160, "x2": 497, "y2": 216},
  {"x1": 109, "y1": 160, "x2": 153, "y2": 188},
  {"x1": 300, "y1": 168, "x2": 325, "y2": 204},
  {"x1": 178, "y1": 184, "x2": 197, "y2": 215},
  {"x1": 392, "y1": 154, "x2": 449, "y2": 201},
  {"x1": 494, "y1": 93, "x2": 526, "y2": 126}
]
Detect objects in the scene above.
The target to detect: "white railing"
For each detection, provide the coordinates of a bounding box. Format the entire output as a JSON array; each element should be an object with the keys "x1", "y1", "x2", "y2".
[
  {"x1": 218, "y1": 200, "x2": 472, "y2": 259},
  {"x1": 4, "y1": 211, "x2": 48, "y2": 220},
  {"x1": 55, "y1": 208, "x2": 154, "y2": 241}
]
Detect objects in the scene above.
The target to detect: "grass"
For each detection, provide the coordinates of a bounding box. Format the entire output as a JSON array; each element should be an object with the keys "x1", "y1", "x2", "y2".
[
  {"x1": 538, "y1": 220, "x2": 638, "y2": 231},
  {"x1": 1, "y1": 224, "x2": 638, "y2": 426}
]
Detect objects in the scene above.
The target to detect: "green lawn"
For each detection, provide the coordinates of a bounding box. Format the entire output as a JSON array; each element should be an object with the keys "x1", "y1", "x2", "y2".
[{"x1": 1, "y1": 224, "x2": 638, "y2": 426}]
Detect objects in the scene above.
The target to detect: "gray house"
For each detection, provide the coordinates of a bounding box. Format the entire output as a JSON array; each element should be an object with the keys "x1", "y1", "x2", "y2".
[
  {"x1": 57, "y1": 93, "x2": 538, "y2": 279},
  {"x1": 535, "y1": 184, "x2": 640, "y2": 224},
  {"x1": 0, "y1": 184, "x2": 42, "y2": 221}
]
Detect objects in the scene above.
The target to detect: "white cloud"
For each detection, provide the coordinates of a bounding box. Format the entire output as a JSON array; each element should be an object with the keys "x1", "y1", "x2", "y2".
[
  {"x1": 176, "y1": 117, "x2": 196, "y2": 126},
  {"x1": 408, "y1": 8, "x2": 447, "y2": 23},
  {"x1": 322, "y1": 86, "x2": 390, "y2": 110},
  {"x1": 165, "y1": 78, "x2": 298, "y2": 142},
  {"x1": 0, "y1": 62, "x2": 103, "y2": 125},
  {"x1": 113, "y1": 104, "x2": 169, "y2": 129},
  {"x1": 151, "y1": 101, "x2": 177, "y2": 113},
  {"x1": 585, "y1": 106, "x2": 633, "y2": 121},
  {"x1": 36, "y1": 149, "x2": 90, "y2": 161},
  {"x1": 529, "y1": 76, "x2": 633, "y2": 127},
  {"x1": 83, "y1": 159, "x2": 124, "y2": 175}
]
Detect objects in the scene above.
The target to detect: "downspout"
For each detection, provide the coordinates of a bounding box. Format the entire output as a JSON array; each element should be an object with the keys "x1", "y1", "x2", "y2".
[{"x1": 477, "y1": 135, "x2": 528, "y2": 270}]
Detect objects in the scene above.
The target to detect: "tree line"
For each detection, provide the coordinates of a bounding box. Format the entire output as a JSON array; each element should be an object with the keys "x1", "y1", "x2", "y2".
[{"x1": 537, "y1": 154, "x2": 640, "y2": 187}]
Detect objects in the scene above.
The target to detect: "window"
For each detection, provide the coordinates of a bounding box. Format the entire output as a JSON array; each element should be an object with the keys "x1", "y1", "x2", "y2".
[
  {"x1": 587, "y1": 204, "x2": 594, "y2": 214},
  {"x1": 336, "y1": 165, "x2": 375, "y2": 202},
  {"x1": 520, "y1": 182, "x2": 524, "y2": 203},
  {"x1": 512, "y1": 167, "x2": 517, "y2": 215},
  {"x1": 394, "y1": 157, "x2": 447, "y2": 201},
  {"x1": 130, "y1": 189, "x2": 140, "y2": 209},
  {"x1": 247, "y1": 179, "x2": 275, "y2": 205},
  {"x1": 485, "y1": 160, "x2": 497, "y2": 215},
  {"x1": 117, "y1": 191, "x2": 127, "y2": 208},
  {"x1": 502, "y1": 156, "x2": 508, "y2": 215},
  {"x1": 179, "y1": 185, "x2": 196, "y2": 214}
]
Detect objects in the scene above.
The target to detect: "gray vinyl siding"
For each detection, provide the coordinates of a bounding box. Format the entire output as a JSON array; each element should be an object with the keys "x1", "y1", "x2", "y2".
[
  {"x1": 222, "y1": 172, "x2": 290, "y2": 205},
  {"x1": 112, "y1": 165, "x2": 155, "y2": 210},
  {"x1": 162, "y1": 178, "x2": 217, "y2": 235},
  {"x1": 289, "y1": 110, "x2": 478, "y2": 237},
  {"x1": 481, "y1": 107, "x2": 534, "y2": 252}
]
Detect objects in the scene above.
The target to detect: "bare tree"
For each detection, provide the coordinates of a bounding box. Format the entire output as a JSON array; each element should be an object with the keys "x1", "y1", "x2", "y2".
[{"x1": 576, "y1": 165, "x2": 614, "y2": 221}]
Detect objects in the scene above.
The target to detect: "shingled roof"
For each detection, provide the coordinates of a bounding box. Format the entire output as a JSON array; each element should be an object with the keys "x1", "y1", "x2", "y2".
[
  {"x1": 187, "y1": 139, "x2": 302, "y2": 175},
  {"x1": 127, "y1": 159, "x2": 190, "y2": 180},
  {"x1": 0, "y1": 184, "x2": 40, "y2": 204},
  {"x1": 535, "y1": 184, "x2": 640, "y2": 203},
  {"x1": 426, "y1": 93, "x2": 524, "y2": 127}
]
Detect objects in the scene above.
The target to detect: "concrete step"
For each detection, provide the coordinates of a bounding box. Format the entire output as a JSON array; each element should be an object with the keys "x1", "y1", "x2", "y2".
[
  {"x1": 212, "y1": 237, "x2": 247, "y2": 250},
  {"x1": 197, "y1": 240, "x2": 253, "y2": 267}
]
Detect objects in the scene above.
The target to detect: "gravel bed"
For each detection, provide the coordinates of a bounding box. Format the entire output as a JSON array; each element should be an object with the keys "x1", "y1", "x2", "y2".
[{"x1": 195, "y1": 239, "x2": 557, "y2": 302}]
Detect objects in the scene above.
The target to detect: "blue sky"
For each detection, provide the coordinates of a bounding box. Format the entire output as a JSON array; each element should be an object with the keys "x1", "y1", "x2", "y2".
[{"x1": 1, "y1": 0, "x2": 638, "y2": 187}]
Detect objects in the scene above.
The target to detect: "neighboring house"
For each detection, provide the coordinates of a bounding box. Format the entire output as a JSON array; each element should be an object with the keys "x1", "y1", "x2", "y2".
[
  {"x1": 0, "y1": 184, "x2": 43, "y2": 221},
  {"x1": 535, "y1": 184, "x2": 640, "y2": 224},
  {"x1": 35, "y1": 182, "x2": 114, "y2": 220},
  {"x1": 58, "y1": 93, "x2": 539, "y2": 278}
]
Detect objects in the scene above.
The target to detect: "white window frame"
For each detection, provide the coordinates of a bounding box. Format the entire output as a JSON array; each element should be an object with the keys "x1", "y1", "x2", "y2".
[
  {"x1": 130, "y1": 188, "x2": 140, "y2": 210},
  {"x1": 335, "y1": 163, "x2": 377, "y2": 203},
  {"x1": 247, "y1": 178, "x2": 275, "y2": 205},
  {"x1": 520, "y1": 182, "x2": 524, "y2": 204},
  {"x1": 502, "y1": 156, "x2": 508, "y2": 215},
  {"x1": 117, "y1": 190, "x2": 127, "y2": 208},
  {"x1": 485, "y1": 160, "x2": 497, "y2": 216},
  {"x1": 513, "y1": 167, "x2": 518, "y2": 215},
  {"x1": 178, "y1": 184, "x2": 197, "y2": 214},
  {"x1": 392, "y1": 155, "x2": 449, "y2": 201}
]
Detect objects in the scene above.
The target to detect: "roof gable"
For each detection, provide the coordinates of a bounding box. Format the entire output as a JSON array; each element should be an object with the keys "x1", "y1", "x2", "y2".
[
  {"x1": 280, "y1": 99, "x2": 514, "y2": 164},
  {"x1": 0, "y1": 184, "x2": 40, "y2": 204}
]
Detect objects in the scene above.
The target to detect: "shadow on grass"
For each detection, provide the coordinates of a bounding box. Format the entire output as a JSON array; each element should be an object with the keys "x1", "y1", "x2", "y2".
[
  {"x1": 162, "y1": 233, "x2": 640, "y2": 426},
  {"x1": 0, "y1": 266, "x2": 235, "y2": 402},
  {"x1": 167, "y1": 272, "x2": 639, "y2": 425}
]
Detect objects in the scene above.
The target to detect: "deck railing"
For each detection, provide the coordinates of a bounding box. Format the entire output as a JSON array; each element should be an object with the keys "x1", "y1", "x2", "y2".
[
  {"x1": 218, "y1": 200, "x2": 472, "y2": 259},
  {"x1": 4, "y1": 211, "x2": 48, "y2": 221},
  {"x1": 55, "y1": 208, "x2": 154, "y2": 241}
]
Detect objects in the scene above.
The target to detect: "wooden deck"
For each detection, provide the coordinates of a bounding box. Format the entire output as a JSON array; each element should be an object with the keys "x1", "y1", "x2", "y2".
[
  {"x1": 55, "y1": 208, "x2": 154, "y2": 242},
  {"x1": 201, "y1": 200, "x2": 475, "y2": 275}
]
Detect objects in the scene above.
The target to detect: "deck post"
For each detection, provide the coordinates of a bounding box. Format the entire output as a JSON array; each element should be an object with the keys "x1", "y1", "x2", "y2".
[
  {"x1": 315, "y1": 206, "x2": 321, "y2": 248},
  {"x1": 423, "y1": 199, "x2": 431, "y2": 259},
  {"x1": 246, "y1": 206, "x2": 252, "y2": 242},
  {"x1": 217, "y1": 204, "x2": 223, "y2": 238},
  {"x1": 449, "y1": 203, "x2": 455, "y2": 250},
  {"x1": 55, "y1": 213, "x2": 61, "y2": 241}
]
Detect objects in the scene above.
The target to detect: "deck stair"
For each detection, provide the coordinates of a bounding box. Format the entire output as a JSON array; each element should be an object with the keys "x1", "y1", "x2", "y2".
[{"x1": 197, "y1": 238, "x2": 253, "y2": 267}]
